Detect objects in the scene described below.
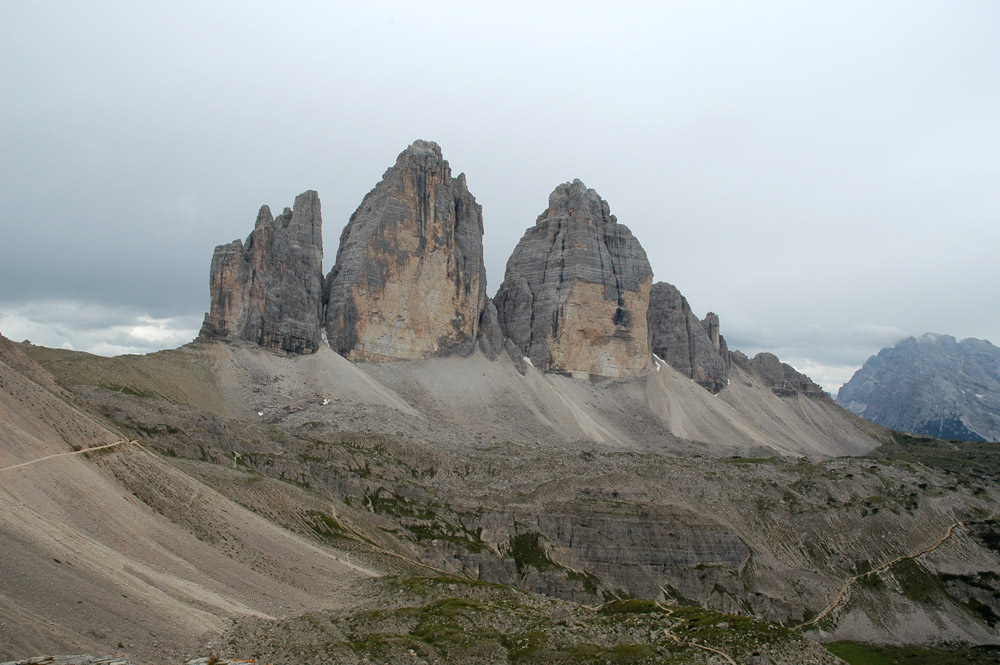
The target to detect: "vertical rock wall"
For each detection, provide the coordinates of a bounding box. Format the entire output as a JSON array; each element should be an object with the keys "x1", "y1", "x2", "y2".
[
  {"x1": 647, "y1": 282, "x2": 730, "y2": 393},
  {"x1": 199, "y1": 191, "x2": 324, "y2": 354},
  {"x1": 494, "y1": 180, "x2": 652, "y2": 378},
  {"x1": 323, "y1": 140, "x2": 487, "y2": 362}
]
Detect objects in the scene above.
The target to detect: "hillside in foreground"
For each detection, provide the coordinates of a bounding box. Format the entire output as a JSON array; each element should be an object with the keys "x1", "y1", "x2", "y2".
[{"x1": 4, "y1": 332, "x2": 999, "y2": 664}]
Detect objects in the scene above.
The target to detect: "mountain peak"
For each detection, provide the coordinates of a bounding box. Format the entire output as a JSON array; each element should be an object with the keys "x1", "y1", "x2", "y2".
[
  {"x1": 495, "y1": 181, "x2": 651, "y2": 378},
  {"x1": 838, "y1": 332, "x2": 1000, "y2": 441}
]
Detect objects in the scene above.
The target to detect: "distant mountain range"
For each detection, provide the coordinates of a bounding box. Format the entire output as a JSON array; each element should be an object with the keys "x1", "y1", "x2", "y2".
[{"x1": 837, "y1": 333, "x2": 1000, "y2": 442}]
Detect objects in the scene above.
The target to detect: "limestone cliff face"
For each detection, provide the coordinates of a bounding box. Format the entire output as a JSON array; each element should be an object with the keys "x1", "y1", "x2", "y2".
[
  {"x1": 647, "y1": 282, "x2": 730, "y2": 393},
  {"x1": 494, "y1": 180, "x2": 652, "y2": 378},
  {"x1": 199, "y1": 191, "x2": 324, "y2": 354},
  {"x1": 323, "y1": 141, "x2": 487, "y2": 362}
]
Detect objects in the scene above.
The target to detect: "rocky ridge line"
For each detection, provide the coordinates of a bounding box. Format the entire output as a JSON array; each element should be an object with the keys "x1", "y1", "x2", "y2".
[
  {"x1": 647, "y1": 281, "x2": 730, "y2": 393},
  {"x1": 731, "y1": 351, "x2": 827, "y2": 398},
  {"x1": 199, "y1": 191, "x2": 324, "y2": 354}
]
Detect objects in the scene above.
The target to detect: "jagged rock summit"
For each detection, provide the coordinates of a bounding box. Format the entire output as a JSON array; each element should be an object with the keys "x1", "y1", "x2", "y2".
[
  {"x1": 838, "y1": 333, "x2": 1000, "y2": 441},
  {"x1": 323, "y1": 140, "x2": 487, "y2": 362},
  {"x1": 731, "y1": 351, "x2": 827, "y2": 399},
  {"x1": 199, "y1": 191, "x2": 324, "y2": 354},
  {"x1": 647, "y1": 282, "x2": 730, "y2": 393},
  {"x1": 495, "y1": 180, "x2": 653, "y2": 378}
]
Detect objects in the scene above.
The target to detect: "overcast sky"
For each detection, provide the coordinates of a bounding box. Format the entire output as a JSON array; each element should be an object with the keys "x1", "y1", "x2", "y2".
[{"x1": 2, "y1": 1, "x2": 998, "y2": 393}]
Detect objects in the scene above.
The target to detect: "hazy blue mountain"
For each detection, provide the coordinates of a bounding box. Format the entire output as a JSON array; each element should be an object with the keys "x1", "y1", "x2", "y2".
[{"x1": 837, "y1": 333, "x2": 1000, "y2": 442}]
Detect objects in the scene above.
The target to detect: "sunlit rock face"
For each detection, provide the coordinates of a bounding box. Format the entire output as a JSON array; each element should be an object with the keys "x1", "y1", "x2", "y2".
[
  {"x1": 199, "y1": 191, "x2": 324, "y2": 354},
  {"x1": 323, "y1": 140, "x2": 487, "y2": 362},
  {"x1": 495, "y1": 179, "x2": 652, "y2": 378},
  {"x1": 647, "y1": 282, "x2": 730, "y2": 393}
]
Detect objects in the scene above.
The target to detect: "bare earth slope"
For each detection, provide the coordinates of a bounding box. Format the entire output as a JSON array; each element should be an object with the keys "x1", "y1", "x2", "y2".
[
  {"x1": 1, "y1": 336, "x2": 867, "y2": 665},
  {"x1": 0, "y1": 337, "x2": 375, "y2": 664},
  {"x1": 22, "y1": 341, "x2": 877, "y2": 459},
  {"x1": 10, "y1": 338, "x2": 1000, "y2": 660}
]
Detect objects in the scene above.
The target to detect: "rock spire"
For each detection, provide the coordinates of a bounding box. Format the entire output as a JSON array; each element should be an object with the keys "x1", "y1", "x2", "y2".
[
  {"x1": 323, "y1": 140, "x2": 487, "y2": 361},
  {"x1": 199, "y1": 191, "x2": 324, "y2": 354},
  {"x1": 494, "y1": 179, "x2": 653, "y2": 378},
  {"x1": 646, "y1": 282, "x2": 730, "y2": 393}
]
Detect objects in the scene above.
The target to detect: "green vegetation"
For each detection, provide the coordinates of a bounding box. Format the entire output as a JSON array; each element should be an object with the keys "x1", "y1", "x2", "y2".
[
  {"x1": 226, "y1": 575, "x2": 823, "y2": 665},
  {"x1": 891, "y1": 558, "x2": 948, "y2": 606},
  {"x1": 507, "y1": 532, "x2": 560, "y2": 573},
  {"x1": 598, "y1": 599, "x2": 664, "y2": 615},
  {"x1": 302, "y1": 509, "x2": 352, "y2": 542},
  {"x1": 873, "y1": 432, "x2": 1000, "y2": 482},
  {"x1": 365, "y1": 488, "x2": 438, "y2": 520},
  {"x1": 824, "y1": 641, "x2": 1000, "y2": 665},
  {"x1": 100, "y1": 382, "x2": 159, "y2": 399}
]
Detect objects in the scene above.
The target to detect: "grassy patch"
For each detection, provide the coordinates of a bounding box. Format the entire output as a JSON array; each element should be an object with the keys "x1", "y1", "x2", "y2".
[
  {"x1": 507, "y1": 532, "x2": 561, "y2": 574},
  {"x1": 598, "y1": 599, "x2": 664, "y2": 615},
  {"x1": 825, "y1": 641, "x2": 1000, "y2": 665},
  {"x1": 302, "y1": 510, "x2": 352, "y2": 542}
]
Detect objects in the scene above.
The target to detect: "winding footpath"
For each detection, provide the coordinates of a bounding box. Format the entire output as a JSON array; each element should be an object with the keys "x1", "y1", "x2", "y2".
[
  {"x1": 794, "y1": 512, "x2": 994, "y2": 632},
  {"x1": 655, "y1": 602, "x2": 738, "y2": 665},
  {"x1": 0, "y1": 439, "x2": 135, "y2": 473}
]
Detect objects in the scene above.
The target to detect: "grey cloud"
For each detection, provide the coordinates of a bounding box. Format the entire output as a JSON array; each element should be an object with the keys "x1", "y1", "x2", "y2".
[
  {"x1": 0, "y1": 301, "x2": 201, "y2": 356},
  {"x1": 1, "y1": 2, "x2": 998, "y2": 384}
]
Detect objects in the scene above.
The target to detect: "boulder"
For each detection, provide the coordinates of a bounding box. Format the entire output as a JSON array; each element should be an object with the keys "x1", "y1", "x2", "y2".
[
  {"x1": 494, "y1": 180, "x2": 652, "y2": 378},
  {"x1": 647, "y1": 282, "x2": 730, "y2": 393},
  {"x1": 199, "y1": 191, "x2": 324, "y2": 354},
  {"x1": 323, "y1": 140, "x2": 487, "y2": 361}
]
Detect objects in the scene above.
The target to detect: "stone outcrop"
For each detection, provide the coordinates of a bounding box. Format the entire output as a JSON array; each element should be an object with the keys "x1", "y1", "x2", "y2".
[
  {"x1": 476, "y1": 298, "x2": 504, "y2": 361},
  {"x1": 494, "y1": 180, "x2": 652, "y2": 378},
  {"x1": 323, "y1": 140, "x2": 487, "y2": 362},
  {"x1": 731, "y1": 351, "x2": 826, "y2": 399},
  {"x1": 199, "y1": 191, "x2": 324, "y2": 354},
  {"x1": 647, "y1": 282, "x2": 730, "y2": 393}
]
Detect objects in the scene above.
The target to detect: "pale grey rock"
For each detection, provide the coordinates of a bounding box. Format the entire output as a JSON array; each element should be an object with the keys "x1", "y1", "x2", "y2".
[
  {"x1": 837, "y1": 333, "x2": 1000, "y2": 441},
  {"x1": 323, "y1": 140, "x2": 487, "y2": 362},
  {"x1": 731, "y1": 351, "x2": 826, "y2": 399},
  {"x1": 647, "y1": 282, "x2": 730, "y2": 393},
  {"x1": 199, "y1": 191, "x2": 324, "y2": 354},
  {"x1": 494, "y1": 179, "x2": 652, "y2": 378}
]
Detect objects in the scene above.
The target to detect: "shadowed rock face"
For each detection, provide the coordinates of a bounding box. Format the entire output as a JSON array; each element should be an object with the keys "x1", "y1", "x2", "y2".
[
  {"x1": 647, "y1": 282, "x2": 730, "y2": 393},
  {"x1": 495, "y1": 180, "x2": 652, "y2": 378},
  {"x1": 199, "y1": 191, "x2": 324, "y2": 354},
  {"x1": 323, "y1": 140, "x2": 487, "y2": 362}
]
